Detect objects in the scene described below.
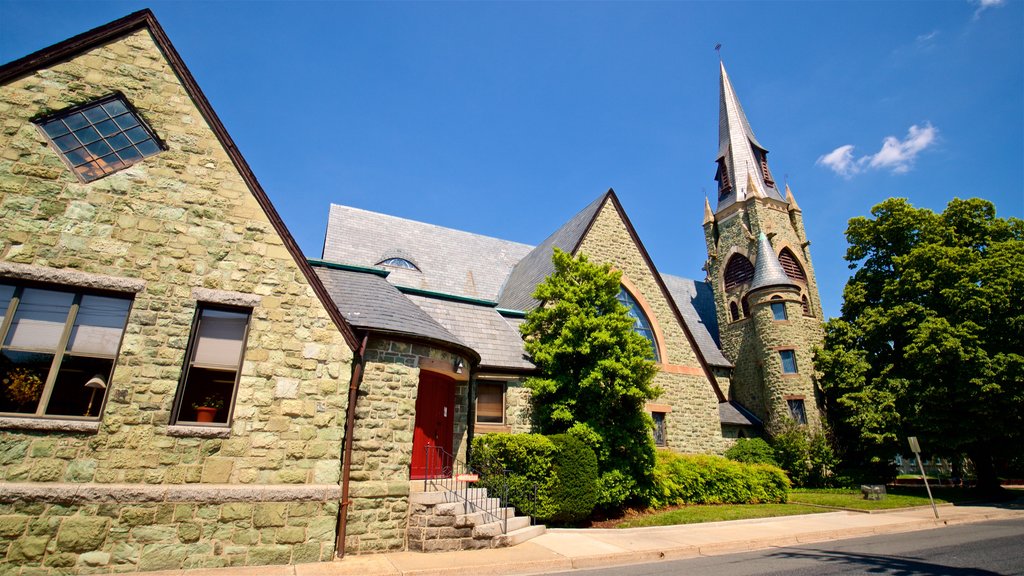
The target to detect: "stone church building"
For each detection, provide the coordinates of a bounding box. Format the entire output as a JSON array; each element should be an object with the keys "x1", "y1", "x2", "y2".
[{"x1": 0, "y1": 10, "x2": 824, "y2": 573}]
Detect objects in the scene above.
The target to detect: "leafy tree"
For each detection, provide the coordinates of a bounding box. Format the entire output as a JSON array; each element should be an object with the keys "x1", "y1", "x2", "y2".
[
  {"x1": 724, "y1": 437, "x2": 778, "y2": 466},
  {"x1": 520, "y1": 248, "x2": 660, "y2": 508},
  {"x1": 816, "y1": 198, "x2": 1024, "y2": 492}
]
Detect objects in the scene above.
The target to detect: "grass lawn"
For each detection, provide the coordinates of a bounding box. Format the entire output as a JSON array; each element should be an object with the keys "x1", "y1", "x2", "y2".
[
  {"x1": 789, "y1": 486, "x2": 980, "y2": 510},
  {"x1": 614, "y1": 503, "x2": 829, "y2": 528}
]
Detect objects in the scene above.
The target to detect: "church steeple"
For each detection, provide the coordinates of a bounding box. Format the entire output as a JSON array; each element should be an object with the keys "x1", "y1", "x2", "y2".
[{"x1": 715, "y1": 62, "x2": 785, "y2": 211}]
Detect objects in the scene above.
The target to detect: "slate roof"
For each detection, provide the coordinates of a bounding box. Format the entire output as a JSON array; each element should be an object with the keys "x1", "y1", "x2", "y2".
[
  {"x1": 749, "y1": 233, "x2": 798, "y2": 293},
  {"x1": 496, "y1": 194, "x2": 608, "y2": 311},
  {"x1": 406, "y1": 296, "x2": 533, "y2": 371},
  {"x1": 716, "y1": 61, "x2": 786, "y2": 211},
  {"x1": 313, "y1": 265, "x2": 475, "y2": 358},
  {"x1": 661, "y1": 274, "x2": 731, "y2": 368},
  {"x1": 323, "y1": 204, "x2": 533, "y2": 301},
  {"x1": 719, "y1": 401, "x2": 762, "y2": 427}
]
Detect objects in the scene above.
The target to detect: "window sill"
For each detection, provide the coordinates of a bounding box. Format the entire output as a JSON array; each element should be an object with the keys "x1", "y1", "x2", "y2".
[
  {"x1": 166, "y1": 424, "x2": 231, "y2": 438},
  {"x1": 474, "y1": 423, "x2": 511, "y2": 434},
  {"x1": 0, "y1": 416, "x2": 101, "y2": 433}
]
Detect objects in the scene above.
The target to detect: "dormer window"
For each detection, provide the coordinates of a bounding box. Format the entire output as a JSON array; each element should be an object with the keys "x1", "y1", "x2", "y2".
[
  {"x1": 716, "y1": 159, "x2": 732, "y2": 199},
  {"x1": 758, "y1": 151, "x2": 775, "y2": 187},
  {"x1": 377, "y1": 258, "x2": 419, "y2": 271},
  {"x1": 36, "y1": 94, "x2": 163, "y2": 183}
]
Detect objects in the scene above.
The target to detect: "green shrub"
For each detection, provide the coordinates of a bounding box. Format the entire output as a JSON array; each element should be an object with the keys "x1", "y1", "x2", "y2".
[
  {"x1": 470, "y1": 433, "x2": 598, "y2": 525},
  {"x1": 770, "y1": 421, "x2": 837, "y2": 487},
  {"x1": 546, "y1": 434, "x2": 599, "y2": 524},
  {"x1": 649, "y1": 451, "x2": 789, "y2": 508},
  {"x1": 724, "y1": 438, "x2": 778, "y2": 466}
]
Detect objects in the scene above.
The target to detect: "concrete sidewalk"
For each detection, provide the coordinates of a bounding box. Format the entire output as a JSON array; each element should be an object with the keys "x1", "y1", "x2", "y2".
[{"x1": 142, "y1": 501, "x2": 1024, "y2": 576}]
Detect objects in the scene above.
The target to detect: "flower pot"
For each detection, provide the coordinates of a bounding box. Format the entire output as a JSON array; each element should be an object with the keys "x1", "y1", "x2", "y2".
[{"x1": 194, "y1": 406, "x2": 218, "y2": 423}]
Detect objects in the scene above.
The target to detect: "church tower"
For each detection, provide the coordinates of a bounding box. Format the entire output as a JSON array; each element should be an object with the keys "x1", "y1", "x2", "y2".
[{"x1": 702, "y1": 61, "x2": 825, "y2": 432}]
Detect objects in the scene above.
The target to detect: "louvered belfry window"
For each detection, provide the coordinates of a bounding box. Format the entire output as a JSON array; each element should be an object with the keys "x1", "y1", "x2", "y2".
[
  {"x1": 778, "y1": 249, "x2": 807, "y2": 283},
  {"x1": 724, "y1": 254, "x2": 755, "y2": 291}
]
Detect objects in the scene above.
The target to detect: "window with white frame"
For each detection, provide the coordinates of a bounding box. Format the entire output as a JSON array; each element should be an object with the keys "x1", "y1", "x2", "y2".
[
  {"x1": 171, "y1": 306, "x2": 250, "y2": 426},
  {"x1": 0, "y1": 283, "x2": 132, "y2": 418},
  {"x1": 475, "y1": 380, "x2": 505, "y2": 425}
]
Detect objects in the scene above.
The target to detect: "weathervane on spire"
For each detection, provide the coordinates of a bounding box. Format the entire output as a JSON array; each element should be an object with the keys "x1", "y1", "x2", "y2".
[{"x1": 715, "y1": 43, "x2": 722, "y2": 61}]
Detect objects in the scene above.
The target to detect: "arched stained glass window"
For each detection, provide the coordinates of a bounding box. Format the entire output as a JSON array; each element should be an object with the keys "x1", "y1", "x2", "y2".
[{"x1": 617, "y1": 287, "x2": 660, "y2": 362}]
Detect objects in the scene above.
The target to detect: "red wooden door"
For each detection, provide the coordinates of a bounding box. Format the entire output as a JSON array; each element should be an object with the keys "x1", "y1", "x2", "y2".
[{"x1": 410, "y1": 371, "x2": 455, "y2": 480}]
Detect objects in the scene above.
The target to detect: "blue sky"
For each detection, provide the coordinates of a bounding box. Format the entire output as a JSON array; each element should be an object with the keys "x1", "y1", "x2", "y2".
[{"x1": 2, "y1": 1, "x2": 1021, "y2": 320}]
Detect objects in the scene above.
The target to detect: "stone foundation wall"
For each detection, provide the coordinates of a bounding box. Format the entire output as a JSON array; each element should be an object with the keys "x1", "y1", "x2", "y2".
[{"x1": 0, "y1": 484, "x2": 339, "y2": 573}]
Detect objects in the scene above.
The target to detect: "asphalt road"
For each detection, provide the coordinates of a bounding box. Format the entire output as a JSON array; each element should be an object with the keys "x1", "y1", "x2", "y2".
[{"x1": 553, "y1": 518, "x2": 1024, "y2": 576}]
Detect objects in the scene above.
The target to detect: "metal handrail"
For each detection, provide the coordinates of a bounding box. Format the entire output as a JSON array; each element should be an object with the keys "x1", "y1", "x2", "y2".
[{"x1": 423, "y1": 444, "x2": 508, "y2": 534}]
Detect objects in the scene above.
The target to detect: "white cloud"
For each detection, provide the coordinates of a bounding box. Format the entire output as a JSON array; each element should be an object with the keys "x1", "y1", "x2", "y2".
[
  {"x1": 816, "y1": 144, "x2": 859, "y2": 178},
  {"x1": 817, "y1": 123, "x2": 939, "y2": 178},
  {"x1": 972, "y1": 0, "x2": 1005, "y2": 18}
]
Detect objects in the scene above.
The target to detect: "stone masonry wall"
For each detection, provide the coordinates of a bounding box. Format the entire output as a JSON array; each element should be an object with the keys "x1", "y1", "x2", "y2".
[
  {"x1": 0, "y1": 28, "x2": 354, "y2": 571},
  {"x1": 705, "y1": 197, "x2": 824, "y2": 428},
  {"x1": 576, "y1": 201, "x2": 723, "y2": 454},
  {"x1": 344, "y1": 338, "x2": 468, "y2": 554}
]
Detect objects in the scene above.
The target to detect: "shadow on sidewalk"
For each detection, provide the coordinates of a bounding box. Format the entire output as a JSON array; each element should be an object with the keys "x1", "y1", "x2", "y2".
[{"x1": 766, "y1": 549, "x2": 1001, "y2": 576}]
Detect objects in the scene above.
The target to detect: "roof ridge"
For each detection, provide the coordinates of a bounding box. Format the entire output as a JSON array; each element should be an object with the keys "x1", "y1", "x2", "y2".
[{"x1": 329, "y1": 203, "x2": 534, "y2": 249}]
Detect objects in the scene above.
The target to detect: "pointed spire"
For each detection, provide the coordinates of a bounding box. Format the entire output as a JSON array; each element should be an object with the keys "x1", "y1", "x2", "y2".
[
  {"x1": 715, "y1": 62, "x2": 784, "y2": 212},
  {"x1": 703, "y1": 196, "x2": 715, "y2": 225},
  {"x1": 785, "y1": 184, "x2": 800, "y2": 212},
  {"x1": 749, "y1": 233, "x2": 798, "y2": 292}
]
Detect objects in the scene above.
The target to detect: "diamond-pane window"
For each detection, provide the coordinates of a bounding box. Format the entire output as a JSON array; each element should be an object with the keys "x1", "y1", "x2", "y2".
[{"x1": 36, "y1": 94, "x2": 162, "y2": 182}]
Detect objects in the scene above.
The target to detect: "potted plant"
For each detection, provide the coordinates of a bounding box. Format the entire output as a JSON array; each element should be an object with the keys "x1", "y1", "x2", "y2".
[{"x1": 191, "y1": 394, "x2": 225, "y2": 423}]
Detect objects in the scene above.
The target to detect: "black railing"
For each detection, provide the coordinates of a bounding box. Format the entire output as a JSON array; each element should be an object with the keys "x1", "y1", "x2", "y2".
[{"x1": 423, "y1": 444, "x2": 509, "y2": 534}]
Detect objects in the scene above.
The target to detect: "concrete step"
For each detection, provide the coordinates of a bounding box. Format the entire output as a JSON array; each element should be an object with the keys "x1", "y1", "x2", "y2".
[
  {"x1": 505, "y1": 515, "x2": 531, "y2": 532},
  {"x1": 493, "y1": 524, "x2": 546, "y2": 548}
]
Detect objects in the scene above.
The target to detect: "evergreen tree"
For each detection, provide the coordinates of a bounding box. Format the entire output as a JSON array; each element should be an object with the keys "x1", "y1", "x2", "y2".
[
  {"x1": 816, "y1": 198, "x2": 1024, "y2": 492},
  {"x1": 521, "y1": 248, "x2": 660, "y2": 508}
]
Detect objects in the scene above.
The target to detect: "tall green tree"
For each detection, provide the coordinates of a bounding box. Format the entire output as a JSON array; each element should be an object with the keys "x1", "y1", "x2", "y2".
[
  {"x1": 816, "y1": 198, "x2": 1024, "y2": 491},
  {"x1": 520, "y1": 248, "x2": 660, "y2": 508}
]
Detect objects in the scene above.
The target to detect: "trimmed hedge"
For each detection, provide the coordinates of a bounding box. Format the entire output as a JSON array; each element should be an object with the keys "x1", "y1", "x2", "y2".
[
  {"x1": 649, "y1": 451, "x2": 790, "y2": 507},
  {"x1": 471, "y1": 433, "x2": 598, "y2": 525}
]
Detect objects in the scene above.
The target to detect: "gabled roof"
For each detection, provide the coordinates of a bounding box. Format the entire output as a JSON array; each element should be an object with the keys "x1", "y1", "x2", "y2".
[
  {"x1": 718, "y1": 401, "x2": 762, "y2": 427},
  {"x1": 716, "y1": 61, "x2": 786, "y2": 212},
  {"x1": 661, "y1": 275, "x2": 731, "y2": 368},
  {"x1": 314, "y1": 265, "x2": 479, "y2": 363},
  {"x1": 496, "y1": 193, "x2": 608, "y2": 311},
  {"x1": 324, "y1": 204, "x2": 533, "y2": 301},
  {"x1": 0, "y1": 10, "x2": 359, "y2": 350}
]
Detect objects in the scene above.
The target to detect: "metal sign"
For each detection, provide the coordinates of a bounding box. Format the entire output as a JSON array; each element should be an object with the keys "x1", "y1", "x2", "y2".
[
  {"x1": 907, "y1": 436, "x2": 938, "y2": 519},
  {"x1": 908, "y1": 436, "x2": 921, "y2": 454}
]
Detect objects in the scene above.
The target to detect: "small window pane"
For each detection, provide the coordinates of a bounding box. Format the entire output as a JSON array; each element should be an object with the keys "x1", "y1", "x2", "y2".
[
  {"x1": 118, "y1": 146, "x2": 143, "y2": 163},
  {"x1": 780, "y1": 350, "x2": 798, "y2": 374},
  {"x1": 102, "y1": 99, "x2": 128, "y2": 117},
  {"x1": 113, "y1": 113, "x2": 139, "y2": 130},
  {"x1": 64, "y1": 148, "x2": 92, "y2": 167},
  {"x1": 74, "y1": 126, "x2": 101, "y2": 145},
  {"x1": 4, "y1": 289, "x2": 74, "y2": 352},
  {"x1": 787, "y1": 399, "x2": 807, "y2": 425},
  {"x1": 771, "y1": 302, "x2": 787, "y2": 321},
  {"x1": 99, "y1": 154, "x2": 127, "y2": 173},
  {"x1": 82, "y1": 106, "x2": 109, "y2": 124},
  {"x1": 652, "y1": 412, "x2": 667, "y2": 447},
  {"x1": 63, "y1": 112, "x2": 89, "y2": 130},
  {"x1": 66, "y1": 295, "x2": 131, "y2": 357},
  {"x1": 106, "y1": 133, "x2": 131, "y2": 152},
  {"x1": 54, "y1": 133, "x2": 81, "y2": 152},
  {"x1": 125, "y1": 126, "x2": 149, "y2": 144},
  {"x1": 44, "y1": 355, "x2": 114, "y2": 417},
  {"x1": 135, "y1": 139, "x2": 161, "y2": 157},
  {"x1": 0, "y1": 351, "x2": 53, "y2": 414},
  {"x1": 377, "y1": 257, "x2": 418, "y2": 270},
  {"x1": 42, "y1": 120, "x2": 70, "y2": 138},
  {"x1": 85, "y1": 140, "x2": 112, "y2": 158},
  {"x1": 95, "y1": 119, "x2": 120, "y2": 137},
  {"x1": 192, "y1": 309, "x2": 248, "y2": 370}
]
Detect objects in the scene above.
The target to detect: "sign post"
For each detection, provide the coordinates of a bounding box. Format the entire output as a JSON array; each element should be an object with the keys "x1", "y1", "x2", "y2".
[{"x1": 908, "y1": 436, "x2": 939, "y2": 519}]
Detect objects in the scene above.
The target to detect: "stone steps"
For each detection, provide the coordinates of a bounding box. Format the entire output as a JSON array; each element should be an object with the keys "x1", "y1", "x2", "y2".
[{"x1": 407, "y1": 485, "x2": 545, "y2": 552}]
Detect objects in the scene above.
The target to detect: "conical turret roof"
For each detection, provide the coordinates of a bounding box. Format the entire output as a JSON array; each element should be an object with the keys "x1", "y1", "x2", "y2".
[
  {"x1": 715, "y1": 62, "x2": 786, "y2": 211},
  {"x1": 749, "y1": 233, "x2": 798, "y2": 292}
]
